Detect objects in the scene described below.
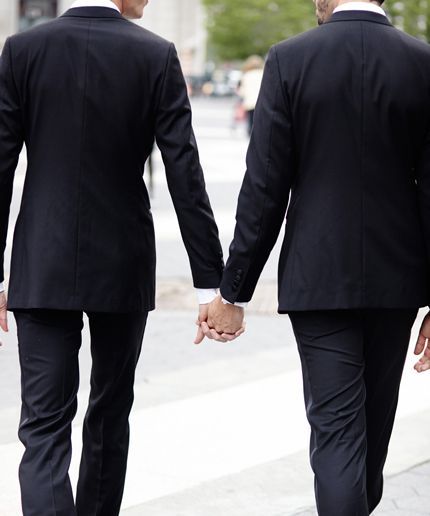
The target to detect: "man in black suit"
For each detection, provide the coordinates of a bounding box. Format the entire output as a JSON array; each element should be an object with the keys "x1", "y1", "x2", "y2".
[
  {"x1": 0, "y1": 0, "x2": 226, "y2": 514},
  {"x1": 202, "y1": 0, "x2": 430, "y2": 514}
]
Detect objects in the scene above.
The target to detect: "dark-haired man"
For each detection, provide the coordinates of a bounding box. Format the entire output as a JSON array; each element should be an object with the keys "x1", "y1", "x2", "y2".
[{"x1": 204, "y1": 0, "x2": 430, "y2": 513}]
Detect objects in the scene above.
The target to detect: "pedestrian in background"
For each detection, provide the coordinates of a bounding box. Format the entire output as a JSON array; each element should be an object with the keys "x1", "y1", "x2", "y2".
[
  {"x1": 0, "y1": 0, "x2": 235, "y2": 514},
  {"x1": 239, "y1": 55, "x2": 264, "y2": 136}
]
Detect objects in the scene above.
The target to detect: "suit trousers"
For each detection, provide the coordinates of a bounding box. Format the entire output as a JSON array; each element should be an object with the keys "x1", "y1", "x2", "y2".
[
  {"x1": 288, "y1": 309, "x2": 418, "y2": 516},
  {"x1": 14, "y1": 309, "x2": 148, "y2": 516}
]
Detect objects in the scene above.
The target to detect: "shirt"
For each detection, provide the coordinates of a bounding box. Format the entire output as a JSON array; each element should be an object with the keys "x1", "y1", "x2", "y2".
[
  {"x1": 333, "y1": 2, "x2": 386, "y2": 16},
  {"x1": 70, "y1": 0, "x2": 120, "y2": 11}
]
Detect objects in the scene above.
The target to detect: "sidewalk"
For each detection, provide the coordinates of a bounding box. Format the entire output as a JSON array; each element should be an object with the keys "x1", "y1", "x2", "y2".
[
  {"x1": 156, "y1": 276, "x2": 278, "y2": 314},
  {"x1": 295, "y1": 461, "x2": 430, "y2": 516},
  {"x1": 2, "y1": 305, "x2": 429, "y2": 516}
]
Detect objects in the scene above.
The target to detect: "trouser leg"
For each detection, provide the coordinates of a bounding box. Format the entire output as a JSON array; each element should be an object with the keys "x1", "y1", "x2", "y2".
[
  {"x1": 289, "y1": 310, "x2": 368, "y2": 516},
  {"x1": 15, "y1": 309, "x2": 83, "y2": 516},
  {"x1": 76, "y1": 311, "x2": 148, "y2": 516},
  {"x1": 363, "y1": 309, "x2": 417, "y2": 513}
]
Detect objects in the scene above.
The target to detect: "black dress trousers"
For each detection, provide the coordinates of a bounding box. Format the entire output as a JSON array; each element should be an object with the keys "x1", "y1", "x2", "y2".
[
  {"x1": 15, "y1": 309, "x2": 148, "y2": 516},
  {"x1": 288, "y1": 309, "x2": 417, "y2": 516}
]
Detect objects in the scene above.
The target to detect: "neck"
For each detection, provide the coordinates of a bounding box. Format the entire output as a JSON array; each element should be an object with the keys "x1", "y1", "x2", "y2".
[{"x1": 109, "y1": 0, "x2": 123, "y2": 13}]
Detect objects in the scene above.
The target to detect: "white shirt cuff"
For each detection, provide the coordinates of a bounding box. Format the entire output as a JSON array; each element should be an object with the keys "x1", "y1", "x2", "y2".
[
  {"x1": 196, "y1": 288, "x2": 218, "y2": 304},
  {"x1": 222, "y1": 297, "x2": 248, "y2": 308},
  {"x1": 0, "y1": 282, "x2": 4, "y2": 293}
]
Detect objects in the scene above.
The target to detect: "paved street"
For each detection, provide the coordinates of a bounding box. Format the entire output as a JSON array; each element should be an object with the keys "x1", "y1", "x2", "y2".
[{"x1": 1, "y1": 97, "x2": 430, "y2": 515}]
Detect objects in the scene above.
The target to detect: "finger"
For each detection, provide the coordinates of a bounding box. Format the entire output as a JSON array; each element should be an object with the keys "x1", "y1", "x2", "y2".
[
  {"x1": 415, "y1": 353, "x2": 430, "y2": 368},
  {"x1": 220, "y1": 333, "x2": 237, "y2": 342},
  {"x1": 194, "y1": 325, "x2": 205, "y2": 345},
  {"x1": 202, "y1": 321, "x2": 227, "y2": 342},
  {"x1": 201, "y1": 321, "x2": 215, "y2": 340},
  {"x1": 209, "y1": 329, "x2": 227, "y2": 342},
  {"x1": 415, "y1": 360, "x2": 430, "y2": 372},
  {"x1": 0, "y1": 313, "x2": 8, "y2": 333},
  {"x1": 235, "y1": 326, "x2": 246, "y2": 337},
  {"x1": 414, "y1": 334, "x2": 426, "y2": 355}
]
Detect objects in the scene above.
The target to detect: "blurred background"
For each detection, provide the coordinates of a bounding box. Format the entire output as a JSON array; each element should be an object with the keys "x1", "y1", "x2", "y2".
[
  {"x1": 0, "y1": 1, "x2": 428, "y2": 94},
  {"x1": 1, "y1": 1, "x2": 430, "y2": 515},
  {"x1": 1, "y1": 1, "x2": 429, "y2": 84}
]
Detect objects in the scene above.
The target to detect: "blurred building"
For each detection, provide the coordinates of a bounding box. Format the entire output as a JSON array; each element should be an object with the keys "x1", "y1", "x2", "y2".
[
  {"x1": 0, "y1": 0, "x2": 207, "y2": 76},
  {"x1": 138, "y1": 0, "x2": 207, "y2": 76}
]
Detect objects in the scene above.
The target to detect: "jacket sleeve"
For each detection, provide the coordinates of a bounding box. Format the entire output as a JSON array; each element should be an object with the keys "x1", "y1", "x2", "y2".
[
  {"x1": 0, "y1": 38, "x2": 24, "y2": 285},
  {"x1": 155, "y1": 43, "x2": 224, "y2": 288},
  {"x1": 219, "y1": 46, "x2": 296, "y2": 303}
]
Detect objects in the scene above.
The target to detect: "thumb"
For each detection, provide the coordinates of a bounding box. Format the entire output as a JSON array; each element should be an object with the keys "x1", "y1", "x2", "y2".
[
  {"x1": 415, "y1": 334, "x2": 426, "y2": 355},
  {"x1": 0, "y1": 310, "x2": 8, "y2": 333},
  {"x1": 194, "y1": 325, "x2": 205, "y2": 345}
]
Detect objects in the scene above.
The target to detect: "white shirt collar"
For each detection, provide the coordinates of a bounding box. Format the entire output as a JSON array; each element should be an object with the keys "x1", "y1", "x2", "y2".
[
  {"x1": 333, "y1": 2, "x2": 386, "y2": 16},
  {"x1": 70, "y1": 0, "x2": 120, "y2": 13}
]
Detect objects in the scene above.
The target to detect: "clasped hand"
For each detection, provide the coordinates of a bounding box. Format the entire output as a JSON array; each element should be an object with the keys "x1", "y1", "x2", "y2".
[
  {"x1": 415, "y1": 311, "x2": 430, "y2": 372},
  {"x1": 195, "y1": 295, "x2": 245, "y2": 344},
  {"x1": 0, "y1": 291, "x2": 8, "y2": 346}
]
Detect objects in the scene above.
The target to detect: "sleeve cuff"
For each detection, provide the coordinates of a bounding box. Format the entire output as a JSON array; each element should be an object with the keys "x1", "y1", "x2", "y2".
[
  {"x1": 222, "y1": 297, "x2": 248, "y2": 308},
  {"x1": 196, "y1": 288, "x2": 218, "y2": 304},
  {"x1": 0, "y1": 282, "x2": 4, "y2": 293}
]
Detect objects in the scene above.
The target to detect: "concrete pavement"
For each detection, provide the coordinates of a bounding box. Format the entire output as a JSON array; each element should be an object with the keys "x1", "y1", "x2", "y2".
[
  {"x1": 2, "y1": 307, "x2": 430, "y2": 516},
  {"x1": 295, "y1": 462, "x2": 430, "y2": 516}
]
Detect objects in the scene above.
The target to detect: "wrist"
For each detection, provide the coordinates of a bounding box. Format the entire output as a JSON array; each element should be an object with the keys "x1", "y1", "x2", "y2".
[
  {"x1": 222, "y1": 297, "x2": 247, "y2": 308},
  {"x1": 196, "y1": 288, "x2": 218, "y2": 305}
]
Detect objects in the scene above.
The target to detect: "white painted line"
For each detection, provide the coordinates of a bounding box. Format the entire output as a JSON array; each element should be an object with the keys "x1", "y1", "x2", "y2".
[{"x1": 119, "y1": 371, "x2": 309, "y2": 509}]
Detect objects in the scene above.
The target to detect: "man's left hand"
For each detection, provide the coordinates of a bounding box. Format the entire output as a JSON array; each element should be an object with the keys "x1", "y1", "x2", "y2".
[
  {"x1": 0, "y1": 291, "x2": 8, "y2": 345},
  {"x1": 414, "y1": 311, "x2": 430, "y2": 372},
  {"x1": 194, "y1": 303, "x2": 210, "y2": 345}
]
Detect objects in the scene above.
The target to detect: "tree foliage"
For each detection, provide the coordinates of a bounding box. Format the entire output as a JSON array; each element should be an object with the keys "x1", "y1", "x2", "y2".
[
  {"x1": 386, "y1": 1, "x2": 430, "y2": 41},
  {"x1": 202, "y1": 0, "x2": 316, "y2": 61},
  {"x1": 203, "y1": 0, "x2": 430, "y2": 62}
]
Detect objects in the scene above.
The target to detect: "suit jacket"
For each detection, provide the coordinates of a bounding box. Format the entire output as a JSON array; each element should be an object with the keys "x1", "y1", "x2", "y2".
[
  {"x1": 0, "y1": 7, "x2": 224, "y2": 312},
  {"x1": 220, "y1": 10, "x2": 430, "y2": 311}
]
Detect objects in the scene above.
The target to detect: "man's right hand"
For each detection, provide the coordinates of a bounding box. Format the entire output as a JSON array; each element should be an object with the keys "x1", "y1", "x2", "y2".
[
  {"x1": 0, "y1": 291, "x2": 8, "y2": 345},
  {"x1": 194, "y1": 296, "x2": 246, "y2": 344},
  {"x1": 194, "y1": 303, "x2": 210, "y2": 345},
  {"x1": 414, "y1": 311, "x2": 430, "y2": 372},
  {"x1": 199, "y1": 295, "x2": 245, "y2": 343}
]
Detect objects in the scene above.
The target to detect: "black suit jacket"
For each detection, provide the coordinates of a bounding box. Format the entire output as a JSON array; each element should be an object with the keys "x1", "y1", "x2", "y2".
[
  {"x1": 0, "y1": 7, "x2": 223, "y2": 312},
  {"x1": 220, "y1": 11, "x2": 430, "y2": 311}
]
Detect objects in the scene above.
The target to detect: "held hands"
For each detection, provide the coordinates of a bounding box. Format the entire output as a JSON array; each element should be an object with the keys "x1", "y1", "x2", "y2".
[
  {"x1": 194, "y1": 295, "x2": 245, "y2": 344},
  {"x1": 0, "y1": 291, "x2": 8, "y2": 346},
  {"x1": 414, "y1": 311, "x2": 430, "y2": 372}
]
